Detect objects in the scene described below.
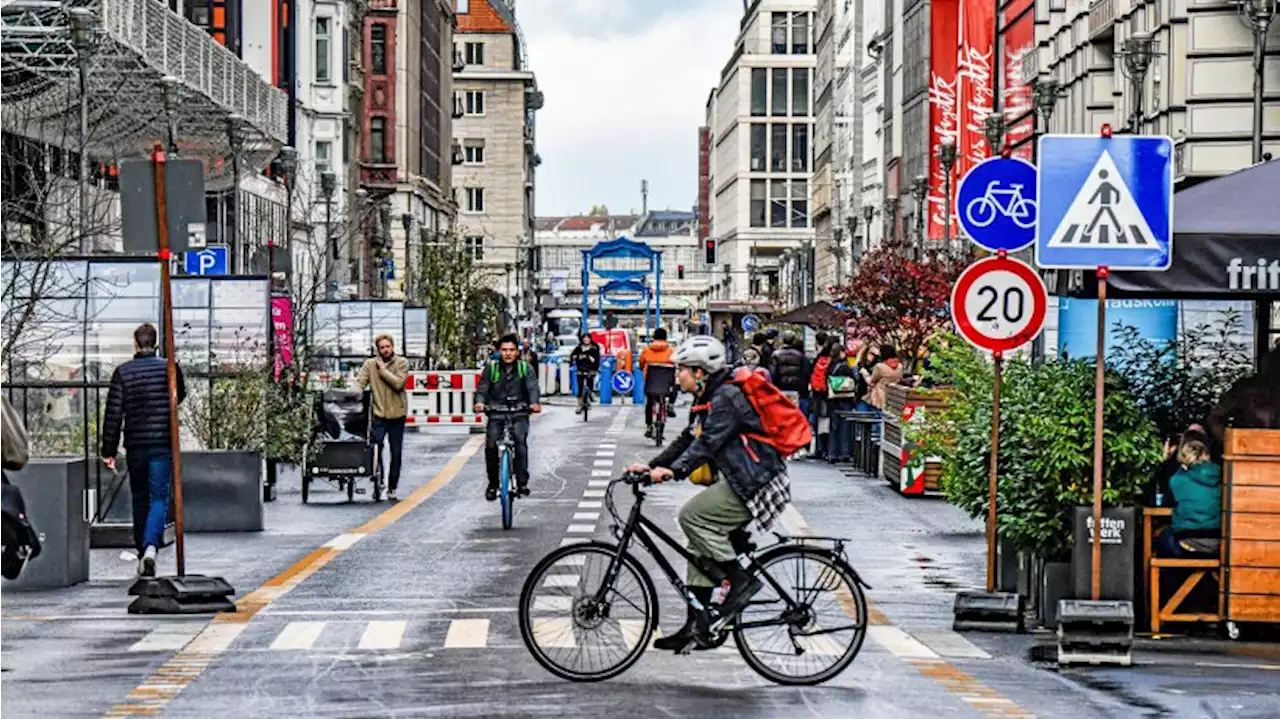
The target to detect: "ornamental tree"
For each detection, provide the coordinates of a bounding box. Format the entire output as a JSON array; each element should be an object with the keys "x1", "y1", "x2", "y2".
[{"x1": 828, "y1": 236, "x2": 968, "y2": 362}]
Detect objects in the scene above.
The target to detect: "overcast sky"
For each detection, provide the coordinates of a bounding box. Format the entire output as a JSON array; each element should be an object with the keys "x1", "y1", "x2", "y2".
[{"x1": 517, "y1": 0, "x2": 740, "y2": 217}]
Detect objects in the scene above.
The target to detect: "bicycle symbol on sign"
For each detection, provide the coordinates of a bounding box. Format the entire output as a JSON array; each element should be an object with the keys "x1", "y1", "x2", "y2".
[{"x1": 965, "y1": 181, "x2": 1037, "y2": 230}]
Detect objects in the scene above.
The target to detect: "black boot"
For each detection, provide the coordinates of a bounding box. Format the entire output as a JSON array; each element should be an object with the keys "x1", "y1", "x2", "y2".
[
  {"x1": 653, "y1": 586, "x2": 714, "y2": 652},
  {"x1": 712, "y1": 560, "x2": 762, "y2": 616}
]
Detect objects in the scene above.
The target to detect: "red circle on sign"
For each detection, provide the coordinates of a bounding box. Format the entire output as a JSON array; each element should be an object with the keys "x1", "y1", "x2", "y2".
[{"x1": 950, "y1": 256, "x2": 1048, "y2": 353}]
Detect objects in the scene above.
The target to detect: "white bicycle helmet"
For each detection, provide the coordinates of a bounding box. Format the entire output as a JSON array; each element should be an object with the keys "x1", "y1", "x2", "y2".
[{"x1": 673, "y1": 335, "x2": 727, "y2": 373}]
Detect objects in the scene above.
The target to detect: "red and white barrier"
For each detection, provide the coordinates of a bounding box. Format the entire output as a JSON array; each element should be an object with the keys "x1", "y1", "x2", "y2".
[{"x1": 405, "y1": 371, "x2": 484, "y2": 427}]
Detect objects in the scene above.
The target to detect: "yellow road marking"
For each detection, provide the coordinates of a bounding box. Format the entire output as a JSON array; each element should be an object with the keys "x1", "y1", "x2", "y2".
[{"x1": 103, "y1": 436, "x2": 483, "y2": 718}]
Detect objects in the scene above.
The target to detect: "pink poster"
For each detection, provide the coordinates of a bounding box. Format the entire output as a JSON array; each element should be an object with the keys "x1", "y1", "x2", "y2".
[
  {"x1": 927, "y1": 0, "x2": 960, "y2": 241},
  {"x1": 271, "y1": 295, "x2": 294, "y2": 380}
]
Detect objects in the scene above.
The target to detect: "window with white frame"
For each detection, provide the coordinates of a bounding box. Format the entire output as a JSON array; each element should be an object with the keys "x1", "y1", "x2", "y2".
[
  {"x1": 465, "y1": 235, "x2": 485, "y2": 260},
  {"x1": 464, "y1": 187, "x2": 485, "y2": 213},
  {"x1": 464, "y1": 90, "x2": 485, "y2": 115},
  {"x1": 315, "y1": 140, "x2": 332, "y2": 170},
  {"x1": 315, "y1": 17, "x2": 331, "y2": 83},
  {"x1": 464, "y1": 41, "x2": 485, "y2": 66},
  {"x1": 463, "y1": 140, "x2": 485, "y2": 165}
]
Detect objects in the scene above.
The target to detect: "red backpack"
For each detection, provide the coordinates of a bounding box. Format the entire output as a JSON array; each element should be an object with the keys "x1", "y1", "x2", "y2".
[{"x1": 729, "y1": 367, "x2": 813, "y2": 458}]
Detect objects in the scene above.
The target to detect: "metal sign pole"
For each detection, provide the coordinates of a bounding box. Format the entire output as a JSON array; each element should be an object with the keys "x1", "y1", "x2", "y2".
[
  {"x1": 986, "y1": 350, "x2": 1003, "y2": 594},
  {"x1": 1090, "y1": 265, "x2": 1109, "y2": 600},
  {"x1": 152, "y1": 144, "x2": 187, "y2": 577}
]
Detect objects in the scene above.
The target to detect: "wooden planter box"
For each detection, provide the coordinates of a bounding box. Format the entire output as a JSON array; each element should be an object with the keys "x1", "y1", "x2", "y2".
[
  {"x1": 1222, "y1": 428, "x2": 1280, "y2": 628},
  {"x1": 880, "y1": 384, "x2": 953, "y2": 495}
]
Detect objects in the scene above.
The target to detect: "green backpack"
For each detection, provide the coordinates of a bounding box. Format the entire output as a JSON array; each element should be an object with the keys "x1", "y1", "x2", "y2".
[{"x1": 488, "y1": 360, "x2": 530, "y2": 382}]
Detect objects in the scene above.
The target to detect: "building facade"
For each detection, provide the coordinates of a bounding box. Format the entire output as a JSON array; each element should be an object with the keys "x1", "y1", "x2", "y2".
[
  {"x1": 704, "y1": 0, "x2": 819, "y2": 305},
  {"x1": 452, "y1": 0, "x2": 542, "y2": 322}
]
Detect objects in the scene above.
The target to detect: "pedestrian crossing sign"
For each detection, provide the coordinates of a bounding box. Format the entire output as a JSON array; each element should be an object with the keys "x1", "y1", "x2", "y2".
[{"x1": 1035, "y1": 134, "x2": 1174, "y2": 271}]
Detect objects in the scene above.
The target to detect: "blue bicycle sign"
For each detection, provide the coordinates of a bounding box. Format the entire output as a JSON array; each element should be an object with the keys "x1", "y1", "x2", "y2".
[{"x1": 956, "y1": 157, "x2": 1039, "y2": 253}]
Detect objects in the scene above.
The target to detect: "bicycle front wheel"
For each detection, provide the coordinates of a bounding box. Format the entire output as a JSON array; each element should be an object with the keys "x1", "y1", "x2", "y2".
[
  {"x1": 734, "y1": 546, "x2": 868, "y2": 685},
  {"x1": 499, "y1": 448, "x2": 514, "y2": 529},
  {"x1": 518, "y1": 541, "x2": 658, "y2": 682}
]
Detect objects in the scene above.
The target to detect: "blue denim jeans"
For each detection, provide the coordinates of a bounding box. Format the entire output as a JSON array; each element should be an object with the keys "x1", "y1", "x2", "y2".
[{"x1": 126, "y1": 448, "x2": 172, "y2": 552}]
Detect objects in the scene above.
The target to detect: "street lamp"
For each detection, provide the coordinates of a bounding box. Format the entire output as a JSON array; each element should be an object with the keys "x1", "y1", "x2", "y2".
[
  {"x1": 1118, "y1": 33, "x2": 1157, "y2": 134},
  {"x1": 983, "y1": 113, "x2": 1006, "y2": 157},
  {"x1": 160, "y1": 76, "x2": 181, "y2": 154},
  {"x1": 1236, "y1": 0, "x2": 1278, "y2": 163},
  {"x1": 320, "y1": 170, "x2": 336, "y2": 299},
  {"x1": 910, "y1": 175, "x2": 928, "y2": 258},
  {"x1": 274, "y1": 146, "x2": 298, "y2": 293},
  {"x1": 401, "y1": 213, "x2": 414, "y2": 300},
  {"x1": 225, "y1": 113, "x2": 246, "y2": 272},
  {"x1": 68, "y1": 7, "x2": 98, "y2": 253},
  {"x1": 884, "y1": 195, "x2": 900, "y2": 243},
  {"x1": 860, "y1": 203, "x2": 876, "y2": 260},
  {"x1": 938, "y1": 137, "x2": 958, "y2": 246}
]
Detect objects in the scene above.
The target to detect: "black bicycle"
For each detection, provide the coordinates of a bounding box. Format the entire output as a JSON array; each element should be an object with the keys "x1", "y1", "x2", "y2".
[
  {"x1": 518, "y1": 471, "x2": 870, "y2": 685},
  {"x1": 577, "y1": 371, "x2": 596, "y2": 422}
]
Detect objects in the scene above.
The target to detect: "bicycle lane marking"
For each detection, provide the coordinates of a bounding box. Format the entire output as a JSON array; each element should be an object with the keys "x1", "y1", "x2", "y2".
[
  {"x1": 778, "y1": 505, "x2": 1036, "y2": 719},
  {"x1": 102, "y1": 435, "x2": 485, "y2": 719}
]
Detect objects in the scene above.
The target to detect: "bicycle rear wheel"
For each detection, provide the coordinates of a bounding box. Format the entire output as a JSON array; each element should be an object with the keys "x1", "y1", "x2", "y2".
[
  {"x1": 518, "y1": 541, "x2": 658, "y2": 682},
  {"x1": 499, "y1": 448, "x2": 513, "y2": 529},
  {"x1": 733, "y1": 546, "x2": 868, "y2": 685}
]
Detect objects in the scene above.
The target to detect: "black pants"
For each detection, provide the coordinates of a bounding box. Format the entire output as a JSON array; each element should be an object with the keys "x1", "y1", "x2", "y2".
[
  {"x1": 371, "y1": 416, "x2": 406, "y2": 490},
  {"x1": 485, "y1": 414, "x2": 530, "y2": 490},
  {"x1": 644, "y1": 392, "x2": 673, "y2": 426}
]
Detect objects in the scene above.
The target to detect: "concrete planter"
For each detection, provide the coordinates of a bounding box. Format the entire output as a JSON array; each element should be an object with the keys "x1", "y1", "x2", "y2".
[
  {"x1": 181, "y1": 450, "x2": 264, "y2": 532},
  {"x1": 1040, "y1": 562, "x2": 1074, "y2": 629},
  {"x1": 2, "y1": 458, "x2": 90, "y2": 589}
]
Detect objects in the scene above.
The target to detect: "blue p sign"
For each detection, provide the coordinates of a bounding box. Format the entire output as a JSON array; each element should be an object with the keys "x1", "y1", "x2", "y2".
[{"x1": 184, "y1": 245, "x2": 229, "y2": 276}]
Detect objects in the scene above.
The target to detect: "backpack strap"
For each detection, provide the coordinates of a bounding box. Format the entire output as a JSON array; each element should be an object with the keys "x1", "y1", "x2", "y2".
[
  {"x1": 488, "y1": 362, "x2": 500, "y2": 382},
  {"x1": 518, "y1": 361, "x2": 528, "y2": 378}
]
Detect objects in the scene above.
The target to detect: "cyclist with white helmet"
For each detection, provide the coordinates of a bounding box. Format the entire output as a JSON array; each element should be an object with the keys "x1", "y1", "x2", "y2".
[{"x1": 626, "y1": 335, "x2": 791, "y2": 652}]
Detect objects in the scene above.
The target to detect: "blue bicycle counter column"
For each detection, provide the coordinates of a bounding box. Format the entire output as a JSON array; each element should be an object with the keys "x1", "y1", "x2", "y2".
[
  {"x1": 633, "y1": 359, "x2": 645, "y2": 404},
  {"x1": 599, "y1": 356, "x2": 616, "y2": 405}
]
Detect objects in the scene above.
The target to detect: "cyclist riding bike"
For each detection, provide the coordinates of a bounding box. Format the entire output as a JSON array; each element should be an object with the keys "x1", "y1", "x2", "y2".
[
  {"x1": 626, "y1": 335, "x2": 792, "y2": 652},
  {"x1": 569, "y1": 333, "x2": 601, "y2": 414},
  {"x1": 639, "y1": 328, "x2": 677, "y2": 439},
  {"x1": 475, "y1": 333, "x2": 542, "y2": 501}
]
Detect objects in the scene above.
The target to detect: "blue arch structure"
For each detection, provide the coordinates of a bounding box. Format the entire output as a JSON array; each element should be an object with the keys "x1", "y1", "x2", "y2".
[
  {"x1": 597, "y1": 278, "x2": 655, "y2": 329},
  {"x1": 580, "y1": 236, "x2": 663, "y2": 331}
]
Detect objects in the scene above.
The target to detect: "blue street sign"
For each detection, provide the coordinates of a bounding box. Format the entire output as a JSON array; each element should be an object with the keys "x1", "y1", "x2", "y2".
[
  {"x1": 184, "y1": 245, "x2": 229, "y2": 275},
  {"x1": 1035, "y1": 134, "x2": 1174, "y2": 271},
  {"x1": 955, "y1": 157, "x2": 1039, "y2": 252},
  {"x1": 611, "y1": 370, "x2": 634, "y2": 394},
  {"x1": 741, "y1": 314, "x2": 761, "y2": 333}
]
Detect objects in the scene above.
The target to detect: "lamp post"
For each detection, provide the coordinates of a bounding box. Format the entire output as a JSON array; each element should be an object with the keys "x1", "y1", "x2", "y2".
[
  {"x1": 1237, "y1": 0, "x2": 1278, "y2": 163},
  {"x1": 860, "y1": 203, "x2": 876, "y2": 260},
  {"x1": 225, "y1": 113, "x2": 246, "y2": 272},
  {"x1": 320, "y1": 170, "x2": 336, "y2": 299},
  {"x1": 1118, "y1": 34, "x2": 1157, "y2": 134},
  {"x1": 277, "y1": 146, "x2": 298, "y2": 293},
  {"x1": 353, "y1": 187, "x2": 369, "y2": 293},
  {"x1": 401, "y1": 213, "x2": 414, "y2": 301},
  {"x1": 910, "y1": 175, "x2": 928, "y2": 258},
  {"x1": 983, "y1": 113, "x2": 1005, "y2": 157},
  {"x1": 160, "y1": 76, "x2": 182, "y2": 155},
  {"x1": 884, "y1": 195, "x2": 899, "y2": 244},
  {"x1": 69, "y1": 7, "x2": 97, "y2": 253},
  {"x1": 938, "y1": 137, "x2": 958, "y2": 247}
]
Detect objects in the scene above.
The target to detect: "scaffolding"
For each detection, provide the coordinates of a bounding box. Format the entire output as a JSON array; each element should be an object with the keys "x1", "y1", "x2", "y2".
[{"x1": 1, "y1": 0, "x2": 287, "y2": 179}]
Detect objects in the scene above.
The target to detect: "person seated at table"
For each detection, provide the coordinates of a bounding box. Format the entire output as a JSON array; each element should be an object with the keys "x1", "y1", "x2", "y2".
[{"x1": 1155, "y1": 427, "x2": 1223, "y2": 558}]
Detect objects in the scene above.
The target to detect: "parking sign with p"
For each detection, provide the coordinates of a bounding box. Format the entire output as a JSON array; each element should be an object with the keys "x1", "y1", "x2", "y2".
[{"x1": 185, "y1": 245, "x2": 229, "y2": 276}]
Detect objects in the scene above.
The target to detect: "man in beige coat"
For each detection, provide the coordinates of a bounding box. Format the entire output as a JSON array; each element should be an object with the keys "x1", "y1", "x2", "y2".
[{"x1": 357, "y1": 334, "x2": 409, "y2": 500}]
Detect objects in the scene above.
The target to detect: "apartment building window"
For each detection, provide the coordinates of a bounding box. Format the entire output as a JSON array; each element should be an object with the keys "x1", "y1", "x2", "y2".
[
  {"x1": 770, "y1": 123, "x2": 787, "y2": 172},
  {"x1": 465, "y1": 187, "x2": 485, "y2": 213},
  {"x1": 790, "y1": 180, "x2": 809, "y2": 227},
  {"x1": 315, "y1": 140, "x2": 332, "y2": 170},
  {"x1": 315, "y1": 17, "x2": 331, "y2": 83},
  {"x1": 770, "y1": 68, "x2": 788, "y2": 116},
  {"x1": 465, "y1": 235, "x2": 484, "y2": 260},
  {"x1": 463, "y1": 139, "x2": 485, "y2": 165},
  {"x1": 771, "y1": 12, "x2": 812, "y2": 55},
  {"x1": 464, "y1": 90, "x2": 485, "y2": 115},
  {"x1": 750, "y1": 180, "x2": 767, "y2": 228},
  {"x1": 456, "y1": 0, "x2": 470, "y2": 13},
  {"x1": 369, "y1": 118, "x2": 387, "y2": 162},
  {"x1": 772, "y1": 12, "x2": 788, "y2": 54},
  {"x1": 791, "y1": 124, "x2": 809, "y2": 172},
  {"x1": 750, "y1": 124, "x2": 766, "y2": 171},
  {"x1": 770, "y1": 180, "x2": 788, "y2": 228},
  {"x1": 791, "y1": 12, "x2": 810, "y2": 54},
  {"x1": 903, "y1": 9, "x2": 928, "y2": 99},
  {"x1": 750, "y1": 68, "x2": 767, "y2": 116},
  {"x1": 370, "y1": 24, "x2": 387, "y2": 75},
  {"x1": 792, "y1": 68, "x2": 810, "y2": 116},
  {"x1": 464, "y1": 41, "x2": 485, "y2": 66}
]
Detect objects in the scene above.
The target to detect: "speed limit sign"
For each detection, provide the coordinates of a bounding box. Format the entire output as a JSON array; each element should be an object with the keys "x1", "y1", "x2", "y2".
[{"x1": 951, "y1": 256, "x2": 1048, "y2": 353}]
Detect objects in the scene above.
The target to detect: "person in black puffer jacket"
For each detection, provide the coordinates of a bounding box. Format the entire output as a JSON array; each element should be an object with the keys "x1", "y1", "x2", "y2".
[
  {"x1": 100, "y1": 323, "x2": 186, "y2": 577},
  {"x1": 769, "y1": 331, "x2": 809, "y2": 397}
]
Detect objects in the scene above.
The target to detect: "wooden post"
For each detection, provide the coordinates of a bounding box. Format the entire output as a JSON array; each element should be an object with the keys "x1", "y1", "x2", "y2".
[
  {"x1": 153, "y1": 144, "x2": 187, "y2": 577},
  {"x1": 986, "y1": 351, "x2": 1003, "y2": 593},
  {"x1": 1091, "y1": 266, "x2": 1109, "y2": 600}
]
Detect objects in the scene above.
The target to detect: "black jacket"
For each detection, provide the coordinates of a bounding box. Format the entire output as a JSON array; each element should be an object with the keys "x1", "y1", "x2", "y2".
[
  {"x1": 770, "y1": 347, "x2": 809, "y2": 394},
  {"x1": 650, "y1": 369, "x2": 785, "y2": 504},
  {"x1": 476, "y1": 360, "x2": 541, "y2": 413},
  {"x1": 101, "y1": 352, "x2": 187, "y2": 457},
  {"x1": 569, "y1": 344, "x2": 601, "y2": 374}
]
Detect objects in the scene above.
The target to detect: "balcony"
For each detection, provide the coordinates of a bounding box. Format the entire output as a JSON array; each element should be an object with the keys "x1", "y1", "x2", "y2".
[{"x1": 1089, "y1": 0, "x2": 1116, "y2": 41}]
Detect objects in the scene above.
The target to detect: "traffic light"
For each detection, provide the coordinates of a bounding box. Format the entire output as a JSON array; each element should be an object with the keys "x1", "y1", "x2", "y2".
[
  {"x1": 677, "y1": 265, "x2": 685, "y2": 280},
  {"x1": 705, "y1": 239, "x2": 716, "y2": 265}
]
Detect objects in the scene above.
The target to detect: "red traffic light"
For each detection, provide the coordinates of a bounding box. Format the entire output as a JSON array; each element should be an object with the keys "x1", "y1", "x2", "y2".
[
  {"x1": 705, "y1": 240, "x2": 717, "y2": 264},
  {"x1": 677, "y1": 264, "x2": 685, "y2": 279}
]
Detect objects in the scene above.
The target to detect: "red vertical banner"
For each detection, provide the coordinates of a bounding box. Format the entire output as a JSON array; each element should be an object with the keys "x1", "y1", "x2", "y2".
[
  {"x1": 928, "y1": 0, "x2": 960, "y2": 240},
  {"x1": 958, "y1": 0, "x2": 996, "y2": 170},
  {"x1": 1002, "y1": 0, "x2": 1036, "y2": 161}
]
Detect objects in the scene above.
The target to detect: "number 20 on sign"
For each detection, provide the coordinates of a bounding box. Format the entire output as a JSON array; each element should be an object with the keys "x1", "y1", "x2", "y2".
[{"x1": 951, "y1": 255, "x2": 1049, "y2": 354}]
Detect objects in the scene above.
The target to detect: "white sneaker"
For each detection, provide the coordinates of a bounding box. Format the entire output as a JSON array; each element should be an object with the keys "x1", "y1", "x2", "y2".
[
  {"x1": 141, "y1": 546, "x2": 157, "y2": 577},
  {"x1": 387, "y1": 489, "x2": 398, "y2": 501}
]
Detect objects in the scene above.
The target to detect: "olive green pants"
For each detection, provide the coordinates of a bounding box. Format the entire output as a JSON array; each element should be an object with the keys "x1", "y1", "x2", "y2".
[{"x1": 678, "y1": 479, "x2": 753, "y2": 587}]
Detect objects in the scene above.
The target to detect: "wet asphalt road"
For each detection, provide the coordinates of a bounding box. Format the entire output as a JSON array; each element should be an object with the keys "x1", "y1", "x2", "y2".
[{"x1": 3, "y1": 402, "x2": 1279, "y2": 718}]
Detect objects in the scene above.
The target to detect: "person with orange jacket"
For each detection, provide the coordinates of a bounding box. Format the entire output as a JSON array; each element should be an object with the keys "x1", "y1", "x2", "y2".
[{"x1": 639, "y1": 328, "x2": 676, "y2": 438}]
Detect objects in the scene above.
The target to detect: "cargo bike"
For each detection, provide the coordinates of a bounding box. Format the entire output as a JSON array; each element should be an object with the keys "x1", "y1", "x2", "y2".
[{"x1": 301, "y1": 389, "x2": 386, "y2": 503}]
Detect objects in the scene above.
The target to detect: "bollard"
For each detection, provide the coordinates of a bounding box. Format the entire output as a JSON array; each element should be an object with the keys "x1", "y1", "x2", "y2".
[
  {"x1": 599, "y1": 356, "x2": 615, "y2": 405},
  {"x1": 569, "y1": 365, "x2": 579, "y2": 398},
  {"x1": 633, "y1": 359, "x2": 645, "y2": 404},
  {"x1": 559, "y1": 362, "x2": 571, "y2": 396}
]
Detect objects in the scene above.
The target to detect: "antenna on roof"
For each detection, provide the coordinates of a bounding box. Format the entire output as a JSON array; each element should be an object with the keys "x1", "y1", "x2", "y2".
[{"x1": 641, "y1": 179, "x2": 649, "y2": 216}]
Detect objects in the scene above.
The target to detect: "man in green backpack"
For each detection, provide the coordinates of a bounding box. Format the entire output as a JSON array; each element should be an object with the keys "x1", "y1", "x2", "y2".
[{"x1": 475, "y1": 333, "x2": 542, "y2": 500}]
